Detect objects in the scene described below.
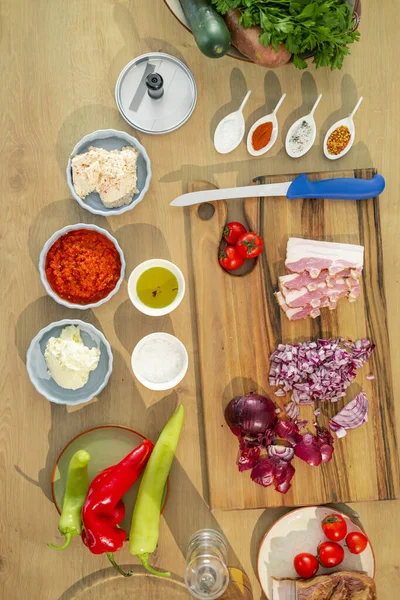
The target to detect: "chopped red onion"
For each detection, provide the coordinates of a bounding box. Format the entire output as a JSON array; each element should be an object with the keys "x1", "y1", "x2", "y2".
[
  {"x1": 251, "y1": 456, "x2": 295, "y2": 493},
  {"x1": 268, "y1": 445, "x2": 295, "y2": 461},
  {"x1": 294, "y1": 427, "x2": 334, "y2": 466},
  {"x1": 269, "y1": 338, "x2": 374, "y2": 404},
  {"x1": 286, "y1": 400, "x2": 300, "y2": 420},
  {"x1": 274, "y1": 419, "x2": 303, "y2": 445},
  {"x1": 329, "y1": 391, "x2": 369, "y2": 437},
  {"x1": 237, "y1": 446, "x2": 261, "y2": 472},
  {"x1": 366, "y1": 373, "x2": 375, "y2": 381}
]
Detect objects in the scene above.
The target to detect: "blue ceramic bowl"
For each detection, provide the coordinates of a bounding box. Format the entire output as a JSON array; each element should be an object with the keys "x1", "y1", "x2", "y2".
[
  {"x1": 66, "y1": 129, "x2": 152, "y2": 216},
  {"x1": 39, "y1": 223, "x2": 126, "y2": 310},
  {"x1": 26, "y1": 319, "x2": 113, "y2": 405}
]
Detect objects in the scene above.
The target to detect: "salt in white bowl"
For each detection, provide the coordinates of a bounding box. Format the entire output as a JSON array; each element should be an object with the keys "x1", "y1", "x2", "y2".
[
  {"x1": 131, "y1": 332, "x2": 188, "y2": 391},
  {"x1": 128, "y1": 259, "x2": 185, "y2": 317}
]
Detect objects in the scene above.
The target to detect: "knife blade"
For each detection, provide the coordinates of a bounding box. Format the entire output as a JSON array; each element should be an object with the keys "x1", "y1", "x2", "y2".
[{"x1": 170, "y1": 173, "x2": 385, "y2": 207}]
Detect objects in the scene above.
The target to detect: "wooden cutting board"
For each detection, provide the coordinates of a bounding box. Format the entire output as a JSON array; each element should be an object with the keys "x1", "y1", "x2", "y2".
[{"x1": 185, "y1": 168, "x2": 400, "y2": 510}]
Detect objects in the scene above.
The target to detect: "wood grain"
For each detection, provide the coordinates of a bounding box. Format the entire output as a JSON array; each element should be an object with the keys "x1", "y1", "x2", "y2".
[
  {"x1": 1, "y1": 0, "x2": 400, "y2": 598},
  {"x1": 187, "y1": 170, "x2": 400, "y2": 510}
]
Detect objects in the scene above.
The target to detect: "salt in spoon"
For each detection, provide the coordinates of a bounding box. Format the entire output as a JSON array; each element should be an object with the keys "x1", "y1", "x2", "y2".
[
  {"x1": 247, "y1": 93, "x2": 286, "y2": 157},
  {"x1": 214, "y1": 90, "x2": 252, "y2": 154},
  {"x1": 285, "y1": 94, "x2": 322, "y2": 158},
  {"x1": 324, "y1": 96, "x2": 363, "y2": 160}
]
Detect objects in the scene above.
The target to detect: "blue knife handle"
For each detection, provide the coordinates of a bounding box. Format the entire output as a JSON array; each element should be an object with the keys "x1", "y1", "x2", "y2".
[{"x1": 286, "y1": 173, "x2": 385, "y2": 200}]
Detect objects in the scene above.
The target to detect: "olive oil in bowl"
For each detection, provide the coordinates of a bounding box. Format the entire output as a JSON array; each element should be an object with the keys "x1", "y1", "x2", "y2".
[{"x1": 136, "y1": 267, "x2": 179, "y2": 309}]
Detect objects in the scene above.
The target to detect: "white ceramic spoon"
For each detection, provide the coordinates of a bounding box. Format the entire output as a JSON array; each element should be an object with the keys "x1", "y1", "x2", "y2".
[
  {"x1": 214, "y1": 90, "x2": 252, "y2": 155},
  {"x1": 247, "y1": 93, "x2": 286, "y2": 157},
  {"x1": 324, "y1": 97, "x2": 363, "y2": 160},
  {"x1": 285, "y1": 94, "x2": 322, "y2": 158}
]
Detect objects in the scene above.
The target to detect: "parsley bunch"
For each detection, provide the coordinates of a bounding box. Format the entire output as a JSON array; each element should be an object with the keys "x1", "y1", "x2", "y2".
[{"x1": 211, "y1": 0, "x2": 360, "y2": 70}]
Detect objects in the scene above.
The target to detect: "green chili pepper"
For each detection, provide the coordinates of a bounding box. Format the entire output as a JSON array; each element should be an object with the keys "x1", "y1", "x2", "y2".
[
  {"x1": 129, "y1": 404, "x2": 184, "y2": 577},
  {"x1": 48, "y1": 449, "x2": 91, "y2": 550}
]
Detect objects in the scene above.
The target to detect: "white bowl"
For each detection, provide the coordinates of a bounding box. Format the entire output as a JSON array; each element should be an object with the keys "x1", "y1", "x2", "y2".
[
  {"x1": 127, "y1": 259, "x2": 185, "y2": 316},
  {"x1": 26, "y1": 319, "x2": 113, "y2": 405},
  {"x1": 66, "y1": 129, "x2": 152, "y2": 216},
  {"x1": 39, "y1": 223, "x2": 126, "y2": 310},
  {"x1": 131, "y1": 332, "x2": 188, "y2": 391}
]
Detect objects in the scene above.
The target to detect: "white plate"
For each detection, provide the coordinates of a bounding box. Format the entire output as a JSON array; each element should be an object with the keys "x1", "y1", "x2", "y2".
[{"x1": 257, "y1": 506, "x2": 375, "y2": 600}]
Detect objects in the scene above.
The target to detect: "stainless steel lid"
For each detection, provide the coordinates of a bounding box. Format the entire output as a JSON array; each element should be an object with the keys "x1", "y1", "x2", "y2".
[{"x1": 115, "y1": 52, "x2": 197, "y2": 135}]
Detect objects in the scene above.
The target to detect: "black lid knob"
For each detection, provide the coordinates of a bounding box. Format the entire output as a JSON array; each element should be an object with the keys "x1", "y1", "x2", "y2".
[{"x1": 146, "y1": 73, "x2": 164, "y2": 99}]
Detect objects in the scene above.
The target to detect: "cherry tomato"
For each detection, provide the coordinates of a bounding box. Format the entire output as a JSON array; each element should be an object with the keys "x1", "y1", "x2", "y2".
[
  {"x1": 293, "y1": 553, "x2": 319, "y2": 579},
  {"x1": 219, "y1": 246, "x2": 244, "y2": 271},
  {"x1": 317, "y1": 542, "x2": 344, "y2": 568},
  {"x1": 321, "y1": 513, "x2": 348, "y2": 542},
  {"x1": 346, "y1": 531, "x2": 368, "y2": 554},
  {"x1": 236, "y1": 232, "x2": 264, "y2": 259},
  {"x1": 223, "y1": 222, "x2": 247, "y2": 245}
]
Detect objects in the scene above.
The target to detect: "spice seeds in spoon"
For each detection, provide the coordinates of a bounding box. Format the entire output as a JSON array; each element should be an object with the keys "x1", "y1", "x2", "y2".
[{"x1": 324, "y1": 97, "x2": 363, "y2": 160}]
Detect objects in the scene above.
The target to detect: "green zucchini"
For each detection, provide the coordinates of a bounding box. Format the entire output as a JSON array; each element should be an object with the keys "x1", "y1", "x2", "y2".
[{"x1": 179, "y1": 0, "x2": 231, "y2": 59}]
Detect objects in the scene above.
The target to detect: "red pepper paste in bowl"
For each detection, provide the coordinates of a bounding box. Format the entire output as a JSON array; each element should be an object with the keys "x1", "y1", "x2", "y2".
[{"x1": 45, "y1": 229, "x2": 122, "y2": 305}]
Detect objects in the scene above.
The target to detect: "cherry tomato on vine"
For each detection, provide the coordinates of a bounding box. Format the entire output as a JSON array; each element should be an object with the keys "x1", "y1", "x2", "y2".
[
  {"x1": 236, "y1": 232, "x2": 264, "y2": 259},
  {"x1": 293, "y1": 553, "x2": 319, "y2": 579},
  {"x1": 317, "y1": 542, "x2": 344, "y2": 568},
  {"x1": 223, "y1": 222, "x2": 247, "y2": 245},
  {"x1": 346, "y1": 531, "x2": 368, "y2": 554},
  {"x1": 321, "y1": 513, "x2": 347, "y2": 542},
  {"x1": 219, "y1": 246, "x2": 244, "y2": 271}
]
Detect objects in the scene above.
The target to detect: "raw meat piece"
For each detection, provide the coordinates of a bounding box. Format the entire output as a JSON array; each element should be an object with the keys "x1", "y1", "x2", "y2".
[{"x1": 285, "y1": 238, "x2": 364, "y2": 278}]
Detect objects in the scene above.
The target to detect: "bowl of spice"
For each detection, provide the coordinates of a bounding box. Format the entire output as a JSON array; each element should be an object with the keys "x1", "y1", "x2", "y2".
[
  {"x1": 131, "y1": 332, "x2": 189, "y2": 391},
  {"x1": 127, "y1": 259, "x2": 185, "y2": 317},
  {"x1": 39, "y1": 224, "x2": 125, "y2": 309},
  {"x1": 324, "y1": 97, "x2": 363, "y2": 160}
]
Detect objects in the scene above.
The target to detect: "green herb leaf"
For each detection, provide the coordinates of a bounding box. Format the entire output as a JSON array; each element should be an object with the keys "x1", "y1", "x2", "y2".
[{"x1": 211, "y1": 0, "x2": 360, "y2": 70}]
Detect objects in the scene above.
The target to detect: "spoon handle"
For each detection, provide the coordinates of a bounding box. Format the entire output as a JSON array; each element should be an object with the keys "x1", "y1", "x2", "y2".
[
  {"x1": 239, "y1": 90, "x2": 252, "y2": 113},
  {"x1": 273, "y1": 93, "x2": 286, "y2": 116},
  {"x1": 350, "y1": 96, "x2": 363, "y2": 119},
  {"x1": 310, "y1": 94, "x2": 323, "y2": 117}
]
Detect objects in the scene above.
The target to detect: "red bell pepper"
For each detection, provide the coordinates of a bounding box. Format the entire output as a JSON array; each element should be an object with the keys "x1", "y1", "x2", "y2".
[{"x1": 81, "y1": 439, "x2": 153, "y2": 576}]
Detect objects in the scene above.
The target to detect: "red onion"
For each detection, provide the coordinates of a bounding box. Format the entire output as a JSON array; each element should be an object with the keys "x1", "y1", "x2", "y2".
[
  {"x1": 329, "y1": 391, "x2": 368, "y2": 437},
  {"x1": 251, "y1": 456, "x2": 295, "y2": 493},
  {"x1": 294, "y1": 433, "x2": 323, "y2": 466},
  {"x1": 268, "y1": 445, "x2": 294, "y2": 461},
  {"x1": 295, "y1": 427, "x2": 334, "y2": 466},
  {"x1": 237, "y1": 446, "x2": 260, "y2": 472},
  {"x1": 274, "y1": 419, "x2": 303, "y2": 445},
  {"x1": 269, "y1": 338, "x2": 374, "y2": 405},
  {"x1": 224, "y1": 392, "x2": 277, "y2": 439}
]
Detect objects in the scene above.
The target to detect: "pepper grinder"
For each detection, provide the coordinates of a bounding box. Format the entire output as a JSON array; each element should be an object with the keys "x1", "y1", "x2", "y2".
[{"x1": 185, "y1": 530, "x2": 253, "y2": 600}]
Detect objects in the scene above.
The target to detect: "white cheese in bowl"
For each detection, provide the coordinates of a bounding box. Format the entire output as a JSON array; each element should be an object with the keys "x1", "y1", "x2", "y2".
[
  {"x1": 44, "y1": 325, "x2": 101, "y2": 390},
  {"x1": 71, "y1": 146, "x2": 138, "y2": 209}
]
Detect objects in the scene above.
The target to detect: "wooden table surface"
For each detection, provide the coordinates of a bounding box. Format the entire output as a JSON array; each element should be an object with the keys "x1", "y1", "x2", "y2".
[{"x1": 1, "y1": 1, "x2": 399, "y2": 598}]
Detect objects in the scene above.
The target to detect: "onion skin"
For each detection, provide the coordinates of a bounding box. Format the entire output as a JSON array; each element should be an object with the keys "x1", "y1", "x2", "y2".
[{"x1": 224, "y1": 392, "x2": 277, "y2": 439}]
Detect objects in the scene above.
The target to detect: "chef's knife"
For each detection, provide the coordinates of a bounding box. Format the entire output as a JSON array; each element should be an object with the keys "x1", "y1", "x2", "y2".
[{"x1": 170, "y1": 173, "x2": 385, "y2": 207}]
